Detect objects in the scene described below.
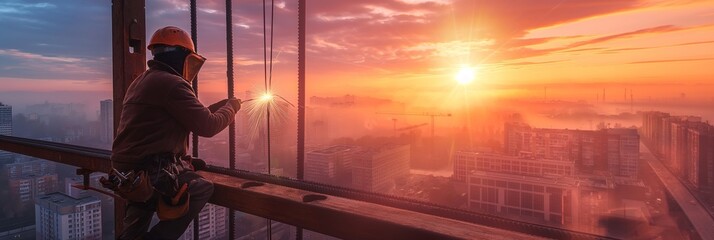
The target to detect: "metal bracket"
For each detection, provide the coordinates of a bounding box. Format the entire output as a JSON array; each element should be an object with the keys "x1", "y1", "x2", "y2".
[{"x1": 76, "y1": 168, "x2": 93, "y2": 190}]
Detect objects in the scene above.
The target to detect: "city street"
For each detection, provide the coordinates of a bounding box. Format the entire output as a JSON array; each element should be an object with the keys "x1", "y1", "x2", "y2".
[{"x1": 642, "y1": 143, "x2": 714, "y2": 240}]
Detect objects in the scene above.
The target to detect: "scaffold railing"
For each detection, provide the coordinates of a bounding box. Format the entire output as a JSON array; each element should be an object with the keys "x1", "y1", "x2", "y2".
[{"x1": 0, "y1": 135, "x2": 616, "y2": 240}]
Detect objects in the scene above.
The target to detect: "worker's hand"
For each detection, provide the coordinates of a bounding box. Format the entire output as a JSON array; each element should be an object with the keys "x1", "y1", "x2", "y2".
[
  {"x1": 208, "y1": 99, "x2": 229, "y2": 113},
  {"x1": 227, "y1": 97, "x2": 241, "y2": 111},
  {"x1": 191, "y1": 158, "x2": 207, "y2": 171}
]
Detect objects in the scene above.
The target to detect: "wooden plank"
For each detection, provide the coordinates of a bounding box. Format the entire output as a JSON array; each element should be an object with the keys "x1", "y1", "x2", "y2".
[{"x1": 200, "y1": 172, "x2": 541, "y2": 240}]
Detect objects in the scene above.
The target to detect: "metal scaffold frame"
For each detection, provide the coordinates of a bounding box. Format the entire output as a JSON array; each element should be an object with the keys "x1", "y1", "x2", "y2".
[{"x1": 0, "y1": 0, "x2": 613, "y2": 239}]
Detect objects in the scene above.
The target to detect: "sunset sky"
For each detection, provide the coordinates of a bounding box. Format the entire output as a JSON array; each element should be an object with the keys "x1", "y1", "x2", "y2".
[{"x1": 1, "y1": 0, "x2": 713, "y2": 110}]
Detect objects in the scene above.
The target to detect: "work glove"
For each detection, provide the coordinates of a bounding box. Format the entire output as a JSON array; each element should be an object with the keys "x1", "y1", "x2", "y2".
[
  {"x1": 179, "y1": 156, "x2": 207, "y2": 171},
  {"x1": 191, "y1": 158, "x2": 207, "y2": 171},
  {"x1": 208, "y1": 99, "x2": 229, "y2": 113},
  {"x1": 227, "y1": 97, "x2": 242, "y2": 111}
]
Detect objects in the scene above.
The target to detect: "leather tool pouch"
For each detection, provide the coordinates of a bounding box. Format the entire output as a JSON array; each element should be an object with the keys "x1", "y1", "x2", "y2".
[
  {"x1": 100, "y1": 170, "x2": 153, "y2": 203},
  {"x1": 117, "y1": 170, "x2": 153, "y2": 202},
  {"x1": 152, "y1": 154, "x2": 193, "y2": 220}
]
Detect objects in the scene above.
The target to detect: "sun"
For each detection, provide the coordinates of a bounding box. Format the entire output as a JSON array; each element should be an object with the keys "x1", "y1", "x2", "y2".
[{"x1": 455, "y1": 66, "x2": 477, "y2": 85}]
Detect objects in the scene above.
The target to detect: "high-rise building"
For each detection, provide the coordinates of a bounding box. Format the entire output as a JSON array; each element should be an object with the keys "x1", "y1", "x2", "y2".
[
  {"x1": 65, "y1": 173, "x2": 115, "y2": 237},
  {"x1": 467, "y1": 171, "x2": 579, "y2": 225},
  {"x1": 642, "y1": 111, "x2": 714, "y2": 193},
  {"x1": 179, "y1": 204, "x2": 228, "y2": 240},
  {"x1": 642, "y1": 112, "x2": 669, "y2": 154},
  {"x1": 9, "y1": 173, "x2": 59, "y2": 212},
  {"x1": 5, "y1": 158, "x2": 56, "y2": 179},
  {"x1": 35, "y1": 192, "x2": 102, "y2": 240},
  {"x1": 459, "y1": 149, "x2": 615, "y2": 227},
  {"x1": 605, "y1": 128, "x2": 640, "y2": 178},
  {"x1": 99, "y1": 99, "x2": 113, "y2": 143},
  {"x1": 0, "y1": 102, "x2": 13, "y2": 136},
  {"x1": 466, "y1": 170, "x2": 613, "y2": 227},
  {"x1": 687, "y1": 125, "x2": 714, "y2": 191},
  {"x1": 26, "y1": 102, "x2": 86, "y2": 120},
  {"x1": 454, "y1": 151, "x2": 575, "y2": 182},
  {"x1": 503, "y1": 122, "x2": 577, "y2": 161},
  {"x1": 671, "y1": 121, "x2": 688, "y2": 175},
  {"x1": 659, "y1": 116, "x2": 675, "y2": 161},
  {"x1": 352, "y1": 144, "x2": 410, "y2": 192},
  {"x1": 306, "y1": 145, "x2": 360, "y2": 186},
  {"x1": 0, "y1": 102, "x2": 13, "y2": 161},
  {"x1": 503, "y1": 122, "x2": 639, "y2": 178}
]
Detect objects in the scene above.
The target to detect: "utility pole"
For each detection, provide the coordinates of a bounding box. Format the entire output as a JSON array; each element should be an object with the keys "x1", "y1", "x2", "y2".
[{"x1": 602, "y1": 88, "x2": 606, "y2": 103}]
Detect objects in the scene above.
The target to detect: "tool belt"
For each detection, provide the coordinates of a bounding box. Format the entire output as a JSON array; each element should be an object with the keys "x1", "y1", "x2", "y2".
[
  {"x1": 100, "y1": 168, "x2": 153, "y2": 203},
  {"x1": 102, "y1": 153, "x2": 200, "y2": 220},
  {"x1": 148, "y1": 153, "x2": 194, "y2": 221}
]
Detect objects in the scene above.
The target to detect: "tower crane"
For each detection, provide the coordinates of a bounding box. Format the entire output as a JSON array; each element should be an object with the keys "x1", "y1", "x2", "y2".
[
  {"x1": 376, "y1": 112, "x2": 451, "y2": 159},
  {"x1": 376, "y1": 112, "x2": 452, "y2": 140}
]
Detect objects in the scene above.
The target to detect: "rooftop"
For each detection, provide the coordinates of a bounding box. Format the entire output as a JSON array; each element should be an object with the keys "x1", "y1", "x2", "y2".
[
  {"x1": 605, "y1": 128, "x2": 639, "y2": 135},
  {"x1": 36, "y1": 192, "x2": 99, "y2": 208},
  {"x1": 468, "y1": 170, "x2": 614, "y2": 190},
  {"x1": 309, "y1": 145, "x2": 358, "y2": 155}
]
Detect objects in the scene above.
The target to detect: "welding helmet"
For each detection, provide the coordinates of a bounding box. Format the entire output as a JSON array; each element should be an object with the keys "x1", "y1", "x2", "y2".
[{"x1": 148, "y1": 26, "x2": 206, "y2": 82}]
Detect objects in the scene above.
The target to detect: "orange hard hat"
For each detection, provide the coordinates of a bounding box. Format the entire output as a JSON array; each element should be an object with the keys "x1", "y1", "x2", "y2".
[{"x1": 148, "y1": 26, "x2": 195, "y2": 53}]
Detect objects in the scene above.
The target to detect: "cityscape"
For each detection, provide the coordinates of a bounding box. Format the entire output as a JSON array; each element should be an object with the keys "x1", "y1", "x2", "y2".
[
  {"x1": 1, "y1": 0, "x2": 714, "y2": 239},
  {"x1": 2, "y1": 95, "x2": 714, "y2": 239}
]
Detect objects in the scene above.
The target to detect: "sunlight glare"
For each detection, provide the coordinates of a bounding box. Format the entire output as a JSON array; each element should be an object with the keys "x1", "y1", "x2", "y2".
[{"x1": 455, "y1": 66, "x2": 477, "y2": 85}]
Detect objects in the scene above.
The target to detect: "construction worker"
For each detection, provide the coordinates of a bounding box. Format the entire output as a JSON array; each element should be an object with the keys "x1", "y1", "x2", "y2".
[{"x1": 110, "y1": 26, "x2": 240, "y2": 240}]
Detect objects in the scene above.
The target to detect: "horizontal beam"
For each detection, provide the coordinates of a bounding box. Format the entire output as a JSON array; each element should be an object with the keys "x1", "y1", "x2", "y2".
[
  {"x1": 201, "y1": 171, "x2": 537, "y2": 240},
  {"x1": 0, "y1": 135, "x2": 112, "y2": 173}
]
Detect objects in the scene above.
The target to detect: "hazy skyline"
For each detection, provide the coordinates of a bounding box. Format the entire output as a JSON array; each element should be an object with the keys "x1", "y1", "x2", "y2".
[{"x1": 1, "y1": 0, "x2": 713, "y2": 110}]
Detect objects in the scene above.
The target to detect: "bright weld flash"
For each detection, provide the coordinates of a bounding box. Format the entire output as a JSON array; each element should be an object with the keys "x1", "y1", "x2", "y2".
[{"x1": 260, "y1": 93, "x2": 274, "y2": 102}]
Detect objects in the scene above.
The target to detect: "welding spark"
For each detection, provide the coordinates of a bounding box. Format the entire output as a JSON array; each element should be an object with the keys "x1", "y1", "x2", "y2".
[
  {"x1": 260, "y1": 92, "x2": 274, "y2": 102},
  {"x1": 240, "y1": 91, "x2": 296, "y2": 154}
]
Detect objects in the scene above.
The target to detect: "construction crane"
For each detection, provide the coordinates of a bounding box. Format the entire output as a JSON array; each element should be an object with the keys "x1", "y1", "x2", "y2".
[
  {"x1": 376, "y1": 112, "x2": 451, "y2": 141},
  {"x1": 377, "y1": 112, "x2": 451, "y2": 159}
]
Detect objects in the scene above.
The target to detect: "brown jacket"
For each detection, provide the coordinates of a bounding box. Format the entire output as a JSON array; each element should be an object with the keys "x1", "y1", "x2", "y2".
[{"x1": 111, "y1": 60, "x2": 237, "y2": 168}]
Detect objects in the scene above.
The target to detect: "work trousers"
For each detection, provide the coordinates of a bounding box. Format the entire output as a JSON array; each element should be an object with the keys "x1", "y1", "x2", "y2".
[{"x1": 118, "y1": 170, "x2": 214, "y2": 240}]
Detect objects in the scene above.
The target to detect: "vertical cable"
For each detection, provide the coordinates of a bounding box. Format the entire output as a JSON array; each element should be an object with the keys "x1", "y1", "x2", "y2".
[
  {"x1": 262, "y1": 1, "x2": 273, "y2": 239},
  {"x1": 266, "y1": 104, "x2": 272, "y2": 240},
  {"x1": 262, "y1": 0, "x2": 271, "y2": 175},
  {"x1": 225, "y1": 0, "x2": 237, "y2": 239},
  {"x1": 190, "y1": 1, "x2": 200, "y2": 239},
  {"x1": 269, "y1": 0, "x2": 275, "y2": 88},
  {"x1": 296, "y1": 0, "x2": 306, "y2": 239},
  {"x1": 263, "y1": 0, "x2": 268, "y2": 92}
]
